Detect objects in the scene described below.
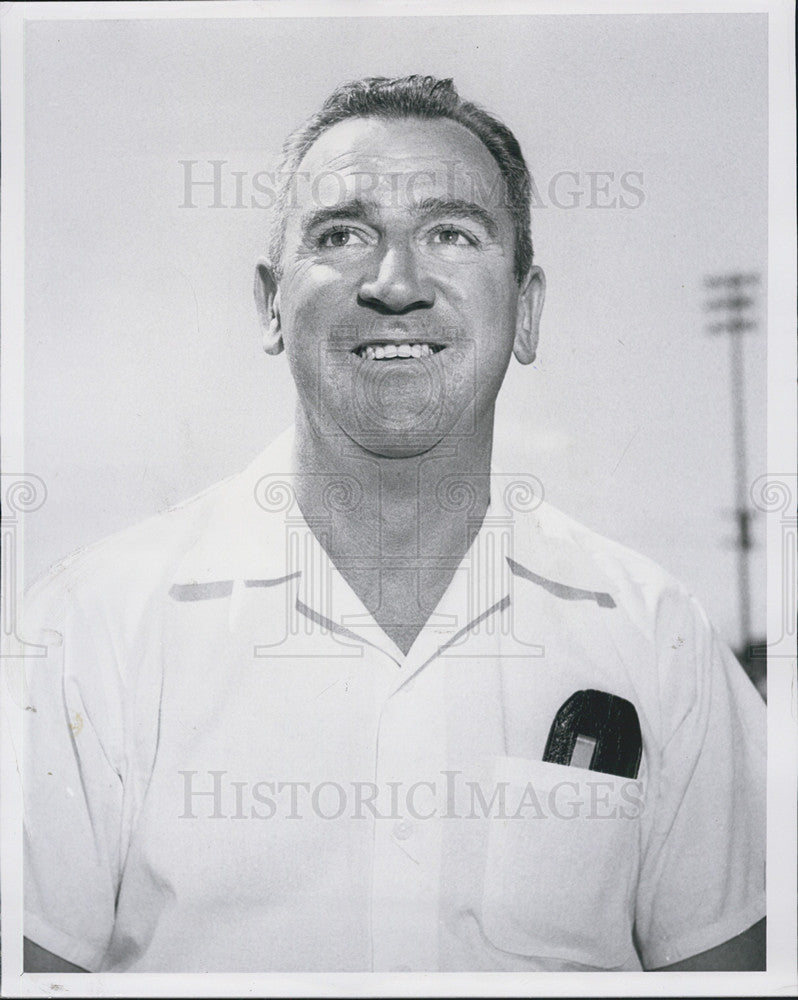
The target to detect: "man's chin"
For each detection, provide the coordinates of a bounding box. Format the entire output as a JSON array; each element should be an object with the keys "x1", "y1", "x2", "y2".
[
  {"x1": 339, "y1": 425, "x2": 447, "y2": 460},
  {"x1": 358, "y1": 432, "x2": 444, "y2": 460}
]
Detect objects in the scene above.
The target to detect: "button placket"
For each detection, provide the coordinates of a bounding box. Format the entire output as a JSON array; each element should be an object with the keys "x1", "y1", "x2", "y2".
[{"x1": 370, "y1": 668, "x2": 446, "y2": 972}]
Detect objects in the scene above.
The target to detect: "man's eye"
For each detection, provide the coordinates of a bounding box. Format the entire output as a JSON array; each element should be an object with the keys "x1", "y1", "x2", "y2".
[
  {"x1": 428, "y1": 226, "x2": 477, "y2": 247},
  {"x1": 317, "y1": 228, "x2": 366, "y2": 249}
]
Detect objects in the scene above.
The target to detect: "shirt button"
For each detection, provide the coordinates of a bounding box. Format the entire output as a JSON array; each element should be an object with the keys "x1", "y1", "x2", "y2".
[{"x1": 392, "y1": 819, "x2": 413, "y2": 841}]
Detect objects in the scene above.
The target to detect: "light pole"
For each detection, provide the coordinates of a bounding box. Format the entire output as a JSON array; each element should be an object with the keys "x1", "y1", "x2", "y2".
[{"x1": 704, "y1": 272, "x2": 759, "y2": 655}]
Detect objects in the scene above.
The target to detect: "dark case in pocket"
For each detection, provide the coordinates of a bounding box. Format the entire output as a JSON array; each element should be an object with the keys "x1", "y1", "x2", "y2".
[{"x1": 543, "y1": 689, "x2": 642, "y2": 779}]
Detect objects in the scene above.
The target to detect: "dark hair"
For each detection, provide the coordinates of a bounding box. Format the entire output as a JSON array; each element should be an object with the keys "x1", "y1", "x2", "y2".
[{"x1": 269, "y1": 75, "x2": 533, "y2": 283}]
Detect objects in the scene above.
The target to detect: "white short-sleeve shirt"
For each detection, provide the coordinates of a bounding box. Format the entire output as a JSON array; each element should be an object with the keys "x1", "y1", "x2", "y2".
[{"x1": 23, "y1": 430, "x2": 766, "y2": 972}]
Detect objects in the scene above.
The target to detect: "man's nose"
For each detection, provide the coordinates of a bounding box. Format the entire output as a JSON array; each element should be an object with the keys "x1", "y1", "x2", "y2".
[{"x1": 358, "y1": 244, "x2": 435, "y2": 313}]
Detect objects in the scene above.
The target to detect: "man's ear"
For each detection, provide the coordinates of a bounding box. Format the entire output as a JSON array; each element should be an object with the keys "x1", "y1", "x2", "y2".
[
  {"x1": 254, "y1": 258, "x2": 283, "y2": 355},
  {"x1": 513, "y1": 265, "x2": 545, "y2": 365}
]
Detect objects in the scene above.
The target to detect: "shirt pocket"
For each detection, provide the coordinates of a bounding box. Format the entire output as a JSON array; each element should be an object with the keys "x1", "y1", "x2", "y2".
[{"x1": 479, "y1": 754, "x2": 645, "y2": 968}]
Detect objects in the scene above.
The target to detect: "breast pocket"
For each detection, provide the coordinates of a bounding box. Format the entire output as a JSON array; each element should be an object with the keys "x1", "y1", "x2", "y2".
[{"x1": 479, "y1": 755, "x2": 645, "y2": 968}]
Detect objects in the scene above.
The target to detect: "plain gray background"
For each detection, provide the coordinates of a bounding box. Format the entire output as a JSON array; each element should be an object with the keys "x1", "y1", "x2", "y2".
[{"x1": 24, "y1": 13, "x2": 767, "y2": 648}]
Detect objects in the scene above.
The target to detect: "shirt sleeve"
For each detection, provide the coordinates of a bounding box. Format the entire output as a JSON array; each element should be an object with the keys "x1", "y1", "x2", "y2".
[
  {"x1": 633, "y1": 587, "x2": 766, "y2": 969},
  {"x1": 23, "y1": 569, "x2": 125, "y2": 971}
]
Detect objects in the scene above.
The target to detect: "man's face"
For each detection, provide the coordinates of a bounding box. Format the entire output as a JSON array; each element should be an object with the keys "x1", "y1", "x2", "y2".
[{"x1": 260, "y1": 115, "x2": 543, "y2": 458}]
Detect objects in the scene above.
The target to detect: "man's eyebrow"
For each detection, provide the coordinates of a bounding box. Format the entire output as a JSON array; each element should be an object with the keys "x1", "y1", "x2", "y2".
[
  {"x1": 413, "y1": 197, "x2": 500, "y2": 240},
  {"x1": 300, "y1": 199, "x2": 373, "y2": 235},
  {"x1": 299, "y1": 196, "x2": 501, "y2": 240}
]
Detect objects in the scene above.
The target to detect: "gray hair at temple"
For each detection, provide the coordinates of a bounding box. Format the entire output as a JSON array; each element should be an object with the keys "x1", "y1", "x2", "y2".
[{"x1": 268, "y1": 75, "x2": 534, "y2": 284}]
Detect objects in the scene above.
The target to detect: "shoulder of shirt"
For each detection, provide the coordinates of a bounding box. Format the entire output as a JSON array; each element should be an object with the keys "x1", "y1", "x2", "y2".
[
  {"x1": 25, "y1": 471, "x2": 234, "y2": 611},
  {"x1": 508, "y1": 493, "x2": 702, "y2": 633},
  {"x1": 24, "y1": 430, "x2": 294, "y2": 619}
]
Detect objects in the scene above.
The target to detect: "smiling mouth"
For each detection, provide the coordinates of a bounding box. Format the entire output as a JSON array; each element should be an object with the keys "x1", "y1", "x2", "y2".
[{"x1": 354, "y1": 342, "x2": 446, "y2": 360}]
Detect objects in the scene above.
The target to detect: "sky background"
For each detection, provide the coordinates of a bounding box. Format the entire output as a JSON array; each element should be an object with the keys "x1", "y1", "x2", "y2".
[{"x1": 23, "y1": 12, "x2": 768, "y2": 648}]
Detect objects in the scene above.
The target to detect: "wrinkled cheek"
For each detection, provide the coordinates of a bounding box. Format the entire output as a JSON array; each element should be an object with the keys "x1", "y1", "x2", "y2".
[{"x1": 287, "y1": 334, "x2": 359, "y2": 421}]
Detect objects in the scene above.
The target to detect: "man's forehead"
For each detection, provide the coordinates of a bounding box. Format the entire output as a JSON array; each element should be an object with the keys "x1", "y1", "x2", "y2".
[{"x1": 290, "y1": 116, "x2": 509, "y2": 213}]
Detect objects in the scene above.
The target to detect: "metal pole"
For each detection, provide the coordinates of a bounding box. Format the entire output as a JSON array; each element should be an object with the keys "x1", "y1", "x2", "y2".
[
  {"x1": 704, "y1": 272, "x2": 758, "y2": 655},
  {"x1": 729, "y1": 326, "x2": 752, "y2": 650}
]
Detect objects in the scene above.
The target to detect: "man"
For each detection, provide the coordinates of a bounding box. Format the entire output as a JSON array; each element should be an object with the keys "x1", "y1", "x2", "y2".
[{"x1": 23, "y1": 75, "x2": 765, "y2": 973}]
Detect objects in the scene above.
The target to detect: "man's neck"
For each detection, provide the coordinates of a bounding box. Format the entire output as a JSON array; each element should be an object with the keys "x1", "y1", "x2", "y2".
[{"x1": 291, "y1": 410, "x2": 495, "y2": 655}]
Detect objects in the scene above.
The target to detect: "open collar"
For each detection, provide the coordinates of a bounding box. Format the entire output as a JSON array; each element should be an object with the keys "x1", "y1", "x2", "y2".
[{"x1": 169, "y1": 429, "x2": 617, "y2": 666}]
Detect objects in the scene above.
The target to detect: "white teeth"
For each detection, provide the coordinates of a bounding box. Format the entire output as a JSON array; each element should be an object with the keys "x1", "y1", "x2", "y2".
[{"x1": 357, "y1": 342, "x2": 441, "y2": 359}]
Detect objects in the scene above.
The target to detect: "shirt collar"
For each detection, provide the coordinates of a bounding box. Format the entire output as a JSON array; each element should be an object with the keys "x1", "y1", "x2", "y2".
[{"x1": 169, "y1": 430, "x2": 616, "y2": 638}]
